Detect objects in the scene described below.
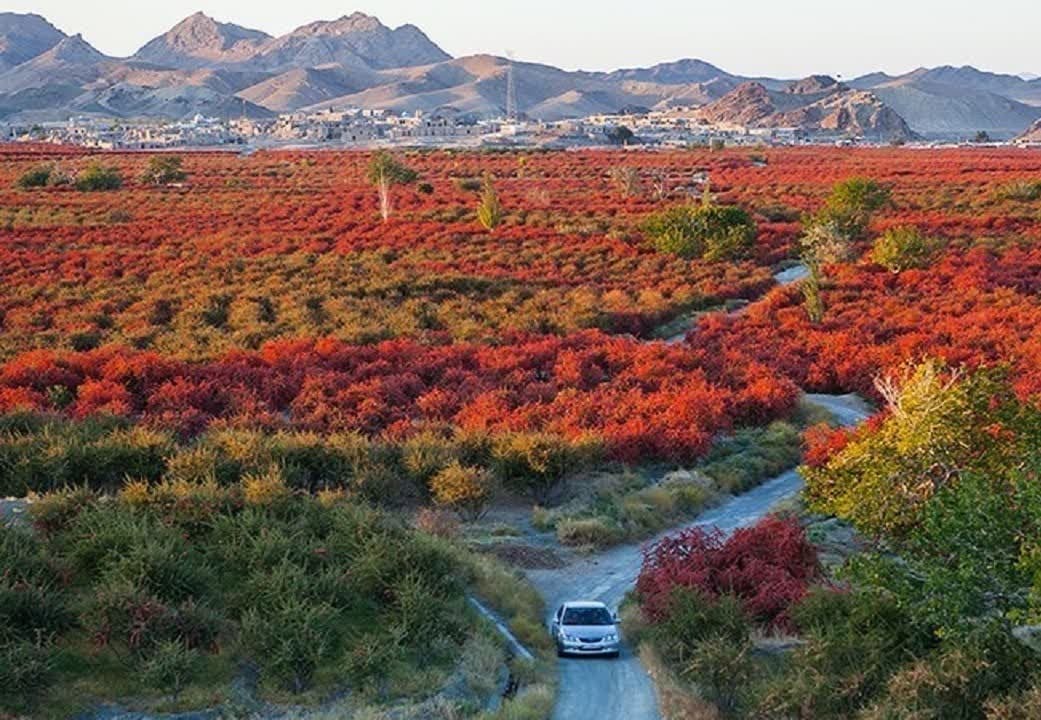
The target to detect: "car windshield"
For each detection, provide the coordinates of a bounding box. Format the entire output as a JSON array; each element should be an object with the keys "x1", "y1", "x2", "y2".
[{"x1": 562, "y1": 607, "x2": 613, "y2": 626}]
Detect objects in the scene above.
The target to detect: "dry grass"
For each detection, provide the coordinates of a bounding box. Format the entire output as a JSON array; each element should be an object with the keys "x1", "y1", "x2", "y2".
[{"x1": 639, "y1": 643, "x2": 722, "y2": 720}]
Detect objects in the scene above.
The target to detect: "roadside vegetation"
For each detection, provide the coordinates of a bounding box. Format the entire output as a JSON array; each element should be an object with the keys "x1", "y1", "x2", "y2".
[
  {"x1": 533, "y1": 421, "x2": 803, "y2": 549},
  {"x1": 626, "y1": 360, "x2": 1041, "y2": 718}
]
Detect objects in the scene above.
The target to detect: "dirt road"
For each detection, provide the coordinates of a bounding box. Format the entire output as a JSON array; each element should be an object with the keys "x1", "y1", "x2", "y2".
[{"x1": 525, "y1": 393, "x2": 871, "y2": 720}]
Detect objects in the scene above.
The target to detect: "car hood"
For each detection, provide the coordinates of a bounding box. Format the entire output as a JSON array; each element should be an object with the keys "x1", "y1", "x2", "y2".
[{"x1": 560, "y1": 624, "x2": 616, "y2": 637}]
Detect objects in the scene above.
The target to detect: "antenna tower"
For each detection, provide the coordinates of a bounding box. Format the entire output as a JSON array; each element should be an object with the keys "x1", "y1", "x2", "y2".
[{"x1": 505, "y1": 50, "x2": 517, "y2": 120}]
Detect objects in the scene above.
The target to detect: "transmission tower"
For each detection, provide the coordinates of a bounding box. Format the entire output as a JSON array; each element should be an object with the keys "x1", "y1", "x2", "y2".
[{"x1": 505, "y1": 50, "x2": 517, "y2": 120}]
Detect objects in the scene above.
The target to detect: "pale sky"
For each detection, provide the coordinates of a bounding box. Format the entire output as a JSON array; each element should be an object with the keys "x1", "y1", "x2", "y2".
[{"x1": 7, "y1": 0, "x2": 1040, "y2": 79}]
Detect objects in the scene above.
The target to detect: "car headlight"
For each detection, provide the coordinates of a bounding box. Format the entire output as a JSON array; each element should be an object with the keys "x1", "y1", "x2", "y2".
[
  {"x1": 603, "y1": 633, "x2": 618, "y2": 642},
  {"x1": 562, "y1": 633, "x2": 579, "y2": 642}
]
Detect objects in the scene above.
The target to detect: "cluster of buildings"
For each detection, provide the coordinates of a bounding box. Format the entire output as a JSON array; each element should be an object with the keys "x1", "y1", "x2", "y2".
[{"x1": 0, "y1": 107, "x2": 857, "y2": 151}]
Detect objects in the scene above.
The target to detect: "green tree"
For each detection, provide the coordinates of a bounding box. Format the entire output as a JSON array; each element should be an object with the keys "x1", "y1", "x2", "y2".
[
  {"x1": 141, "y1": 155, "x2": 187, "y2": 186},
  {"x1": 366, "y1": 151, "x2": 418, "y2": 222},
  {"x1": 642, "y1": 202, "x2": 757, "y2": 261},
  {"x1": 819, "y1": 177, "x2": 891, "y2": 241},
  {"x1": 476, "y1": 173, "x2": 503, "y2": 231},
  {"x1": 606, "y1": 125, "x2": 635, "y2": 145},
  {"x1": 803, "y1": 360, "x2": 1041, "y2": 537}
]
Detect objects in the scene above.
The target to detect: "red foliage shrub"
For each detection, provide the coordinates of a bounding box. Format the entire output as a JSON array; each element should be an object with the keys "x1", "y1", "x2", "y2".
[
  {"x1": 0, "y1": 332, "x2": 799, "y2": 461},
  {"x1": 636, "y1": 516, "x2": 821, "y2": 628}
]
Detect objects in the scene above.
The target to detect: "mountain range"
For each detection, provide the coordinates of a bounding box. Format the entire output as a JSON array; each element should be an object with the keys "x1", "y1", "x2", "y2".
[{"x1": 1, "y1": 11, "x2": 1040, "y2": 140}]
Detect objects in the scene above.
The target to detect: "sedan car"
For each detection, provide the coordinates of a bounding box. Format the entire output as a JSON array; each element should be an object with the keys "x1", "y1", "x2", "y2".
[{"x1": 551, "y1": 600, "x2": 620, "y2": 658}]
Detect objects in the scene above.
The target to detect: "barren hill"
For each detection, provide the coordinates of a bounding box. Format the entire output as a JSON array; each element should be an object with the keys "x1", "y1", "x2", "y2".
[
  {"x1": 851, "y1": 66, "x2": 1041, "y2": 137},
  {"x1": 0, "y1": 12, "x2": 66, "y2": 70},
  {"x1": 697, "y1": 78, "x2": 915, "y2": 140},
  {"x1": 0, "y1": 10, "x2": 1037, "y2": 135},
  {"x1": 133, "y1": 12, "x2": 271, "y2": 69},
  {"x1": 1018, "y1": 118, "x2": 1041, "y2": 143}
]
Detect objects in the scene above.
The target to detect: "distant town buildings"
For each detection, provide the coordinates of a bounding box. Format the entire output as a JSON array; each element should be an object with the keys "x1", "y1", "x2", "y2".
[{"x1": 0, "y1": 106, "x2": 936, "y2": 151}]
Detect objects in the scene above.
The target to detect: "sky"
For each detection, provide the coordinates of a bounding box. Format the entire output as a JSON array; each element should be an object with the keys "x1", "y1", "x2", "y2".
[{"x1": 7, "y1": 0, "x2": 1040, "y2": 79}]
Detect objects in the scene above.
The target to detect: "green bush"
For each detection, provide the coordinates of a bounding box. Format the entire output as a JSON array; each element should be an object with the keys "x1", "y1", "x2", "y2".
[
  {"x1": 994, "y1": 179, "x2": 1041, "y2": 202},
  {"x1": 556, "y1": 516, "x2": 625, "y2": 547},
  {"x1": 871, "y1": 226, "x2": 941, "y2": 272},
  {"x1": 700, "y1": 421, "x2": 801, "y2": 494},
  {"x1": 16, "y1": 164, "x2": 52, "y2": 189},
  {"x1": 0, "y1": 418, "x2": 171, "y2": 496},
  {"x1": 643, "y1": 203, "x2": 757, "y2": 261},
  {"x1": 819, "y1": 177, "x2": 892, "y2": 240},
  {"x1": 75, "y1": 163, "x2": 123, "y2": 191},
  {"x1": 859, "y1": 624, "x2": 1035, "y2": 720},
  {"x1": 141, "y1": 155, "x2": 187, "y2": 186},
  {"x1": 27, "y1": 485, "x2": 99, "y2": 535},
  {"x1": 0, "y1": 578, "x2": 74, "y2": 643},
  {"x1": 755, "y1": 588, "x2": 933, "y2": 718},
  {"x1": 242, "y1": 594, "x2": 340, "y2": 692},
  {"x1": 1, "y1": 464, "x2": 482, "y2": 704},
  {"x1": 139, "y1": 639, "x2": 200, "y2": 692},
  {"x1": 651, "y1": 589, "x2": 750, "y2": 664},
  {"x1": 401, "y1": 431, "x2": 458, "y2": 484},
  {"x1": 491, "y1": 432, "x2": 603, "y2": 500},
  {"x1": 0, "y1": 638, "x2": 55, "y2": 709}
]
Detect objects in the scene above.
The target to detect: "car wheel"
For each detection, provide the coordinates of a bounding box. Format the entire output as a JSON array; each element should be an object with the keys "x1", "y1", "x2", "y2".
[
  {"x1": 608, "y1": 650, "x2": 620, "y2": 659},
  {"x1": 556, "y1": 646, "x2": 565, "y2": 658}
]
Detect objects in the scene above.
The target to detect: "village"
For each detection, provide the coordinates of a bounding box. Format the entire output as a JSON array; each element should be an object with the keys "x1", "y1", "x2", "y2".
[{"x1": 0, "y1": 106, "x2": 861, "y2": 151}]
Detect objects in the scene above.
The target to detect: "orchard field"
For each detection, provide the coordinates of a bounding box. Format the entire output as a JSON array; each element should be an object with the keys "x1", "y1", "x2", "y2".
[
  {"x1": 4, "y1": 145, "x2": 1041, "y2": 464},
  {"x1": 4, "y1": 142, "x2": 1041, "y2": 717}
]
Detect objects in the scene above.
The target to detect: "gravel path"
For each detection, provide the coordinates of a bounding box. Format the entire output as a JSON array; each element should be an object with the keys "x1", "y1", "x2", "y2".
[{"x1": 525, "y1": 393, "x2": 870, "y2": 720}]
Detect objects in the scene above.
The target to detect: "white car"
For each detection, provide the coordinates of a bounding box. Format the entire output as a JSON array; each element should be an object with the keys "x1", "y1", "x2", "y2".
[{"x1": 551, "y1": 600, "x2": 620, "y2": 658}]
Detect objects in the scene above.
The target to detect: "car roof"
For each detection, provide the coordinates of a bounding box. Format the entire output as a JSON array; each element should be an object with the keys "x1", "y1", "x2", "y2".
[{"x1": 562, "y1": 600, "x2": 609, "y2": 609}]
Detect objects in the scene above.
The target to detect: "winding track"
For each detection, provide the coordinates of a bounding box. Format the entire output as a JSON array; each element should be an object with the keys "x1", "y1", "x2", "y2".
[{"x1": 526, "y1": 393, "x2": 871, "y2": 720}]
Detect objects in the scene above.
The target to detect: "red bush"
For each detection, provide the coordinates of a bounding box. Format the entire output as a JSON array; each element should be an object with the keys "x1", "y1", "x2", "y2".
[{"x1": 636, "y1": 516, "x2": 821, "y2": 628}]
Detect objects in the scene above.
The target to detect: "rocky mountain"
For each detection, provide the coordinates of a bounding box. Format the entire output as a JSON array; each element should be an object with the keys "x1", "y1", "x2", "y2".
[
  {"x1": 851, "y1": 65, "x2": 1041, "y2": 138},
  {"x1": 133, "y1": 12, "x2": 448, "y2": 73},
  {"x1": 0, "y1": 12, "x2": 66, "y2": 71},
  {"x1": 251, "y1": 13, "x2": 449, "y2": 72},
  {"x1": 0, "y1": 34, "x2": 112, "y2": 94},
  {"x1": 133, "y1": 12, "x2": 271, "y2": 69},
  {"x1": 696, "y1": 78, "x2": 915, "y2": 140},
  {"x1": 0, "y1": 11, "x2": 1037, "y2": 138},
  {"x1": 1018, "y1": 118, "x2": 1041, "y2": 143},
  {"x1": 280, "y1": 54, "x2": 746, "y2": 121},
  {"x1": 237, "y1": 65, "x2": 383, "y2": 112}
]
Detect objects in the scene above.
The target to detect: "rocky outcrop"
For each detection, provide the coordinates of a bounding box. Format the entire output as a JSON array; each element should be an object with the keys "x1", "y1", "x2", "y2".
[
  {"x1": 253, "y1": 13, "x2": 450, "y2": 71},
  {"x1": 696, "y1": 78, "x2": 916, "y2": 140},
  {"x1": 1017, "y1": 118, "x2": 1041, "y2": 143},
  {"x1": 133, "y1": 12, "x2": 271, "y2": 69},
  {"x1": 787, "y1": 74, "x2": 845, "y2": 95},
  {"x1": 696, "y1": 82, "x2": 779, "y2": 126},
  {"x1": 774, "y1": 90, "x2": 916, "y2": 140}
]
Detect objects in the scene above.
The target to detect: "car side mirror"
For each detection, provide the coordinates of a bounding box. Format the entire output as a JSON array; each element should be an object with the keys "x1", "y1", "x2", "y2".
[{"x1": 613, "y1": 613, "x2": 620, "y2": 623}]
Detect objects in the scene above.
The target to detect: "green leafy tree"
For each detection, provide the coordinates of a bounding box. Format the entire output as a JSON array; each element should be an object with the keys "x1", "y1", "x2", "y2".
[
  {"x1": 141, "y1": 155, "x2": 187, "y2": 186},
  {"x1": 366, "y1": 151, "x2": 418, "y2": 222},
  {"x1": 606, "y1": 125, "x2": 635, "y2": 145},
  {"x1": 642, "y1": 202, "x2": 757, "y2": 261},
  {"x1": 476, "y1": 173, "x2": 503, "y2": 231},
  {"x1": 803, "y1": 360, "x2": 1041, "y2": 538},
  {"x1": 818, "y1": 177, "x2": 891, "y2": 241}
]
